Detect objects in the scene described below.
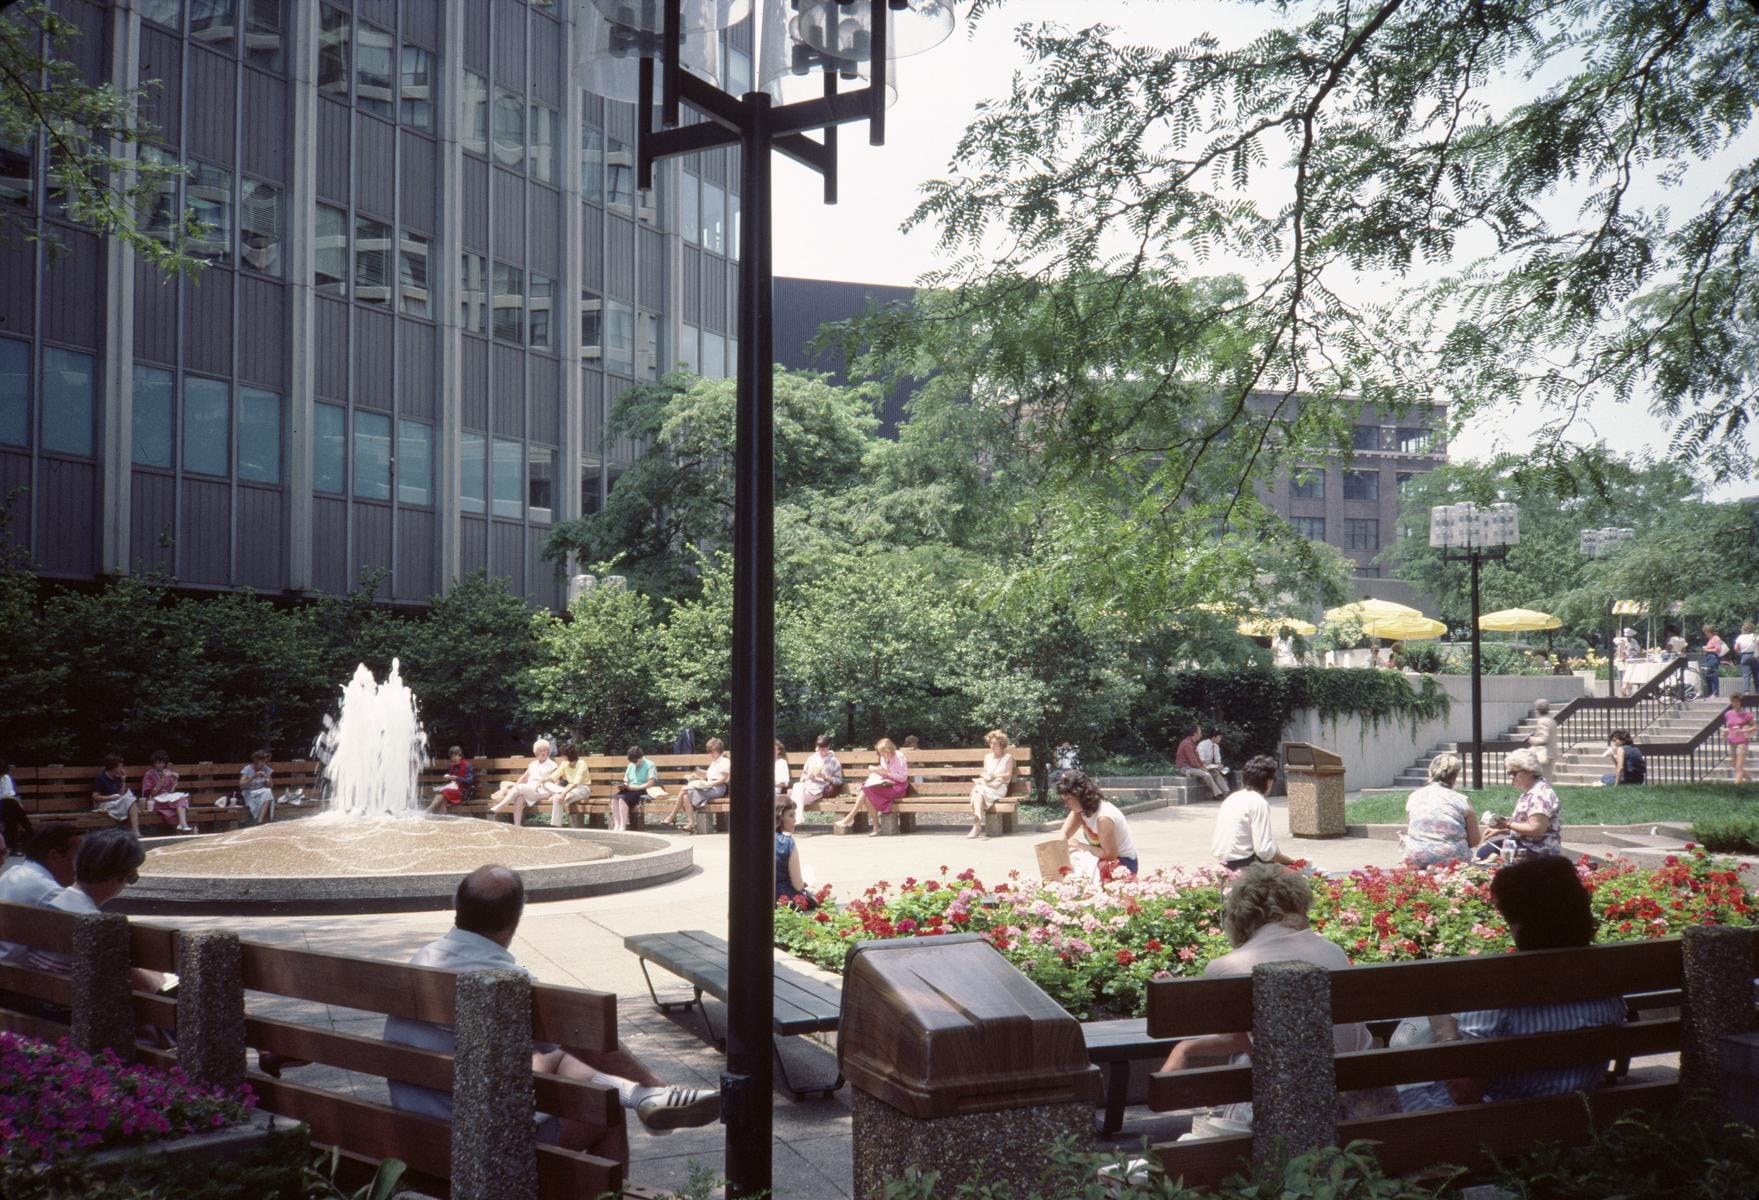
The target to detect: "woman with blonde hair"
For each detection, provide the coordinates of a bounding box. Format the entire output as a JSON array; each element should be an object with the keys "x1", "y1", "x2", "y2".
[
  {"x1": 489, "y1": 738, "x2": 561, "y2": 828},
  {"x1": 966, "y1": 729, "x2": 1015, "y2": 840},
  {"x1": 1400, "y1": 752, "x2": 1479, "y2": 867},
  {"x1": 835, "y1": 737, "x2": 908, "y2": 835}
]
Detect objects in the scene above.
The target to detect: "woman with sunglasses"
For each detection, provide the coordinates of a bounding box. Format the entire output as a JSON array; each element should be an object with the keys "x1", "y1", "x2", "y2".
[{"x1": 1476, "y1": 748, "x2": 1562, "y2": 860}]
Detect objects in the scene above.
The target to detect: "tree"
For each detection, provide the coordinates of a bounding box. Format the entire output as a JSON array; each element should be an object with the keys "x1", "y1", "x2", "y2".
[
  {"x1": 1, "y1": 1, "x2": 205, "y2": 273},
  {"x1": 933, "y1": 2, "x2": 1759, "y2": 482},
  {"x1": 1572, "y1": 499, "x2": 1759, "y2": 633},
  {"x1": 399, "y1": 573, "x2": 538, "y2": 757},
  {"x1": 522, "y1": 584, "x2": 666, "y2": 753}
]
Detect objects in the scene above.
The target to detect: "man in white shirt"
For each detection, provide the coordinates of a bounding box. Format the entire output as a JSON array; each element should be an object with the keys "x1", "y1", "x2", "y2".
[
  {"x1": 1210, "y1": 756, "x2": 1298, "y2": 870},
  {"x1": 384, "y1": 865, "x2": 718, "y2": 1157},
  {"x1": 0, "y1": 825, "x2": 83, "y2": 965},
  {"x1": 24, "y1": 830, "x2": 163, "y2": 994},
  {"x1": 1196, "y1": 733, "x2": 1231, "y2": 793}
]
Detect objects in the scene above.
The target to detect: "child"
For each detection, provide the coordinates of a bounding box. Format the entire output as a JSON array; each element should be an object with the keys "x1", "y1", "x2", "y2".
[{"x1": 426, "y1": 746, "x2": 475, "y2": 813}]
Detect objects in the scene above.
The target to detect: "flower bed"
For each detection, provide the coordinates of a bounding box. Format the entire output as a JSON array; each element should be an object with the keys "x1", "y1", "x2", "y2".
[
  {"x1": 0, "y1": 1034, "x2": 257, "y2": 1169},
  {"x1": 774, "y1": 849, "x2": 1756, "y2": 1019}
]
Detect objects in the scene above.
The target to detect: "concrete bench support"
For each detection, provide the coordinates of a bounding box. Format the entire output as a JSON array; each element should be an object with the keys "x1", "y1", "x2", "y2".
[
  {"x1": 452, "y1": 969, "x2": 540, "y2": 1200},
  {"x1": 71, "y1": 912, "x2": 135, "y2": 1056},
  {"x1": 1681, "y1": 925, "x2": 1759, "y2": 1100},
  {"x1": 1250, "y1": 960, "x2": 1338, "y2": 1168},
  {"x1": 177, "y1": 930, "x2": 246, "y2": 1088}
]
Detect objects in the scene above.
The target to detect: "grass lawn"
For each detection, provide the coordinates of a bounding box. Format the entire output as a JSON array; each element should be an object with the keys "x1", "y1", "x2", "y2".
[{"x1": 1347, "y1": 783, "x2": 1756, "y2": 826}]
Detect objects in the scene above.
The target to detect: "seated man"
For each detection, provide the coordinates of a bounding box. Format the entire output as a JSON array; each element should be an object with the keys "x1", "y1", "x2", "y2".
[
  {"x1": 1210, "y1": 755, "x2": 1297, "y2": 870},
  {"x1": 1175, "y1": 724, "x2": 1225, "y2": 800},
  {"x1": 26, "y1": 829, "x2": 165, "y2": 994},
  {"x1": 1196, "y1": 730, "x2": 1231, "y2": 793},
  {"x1": 384, "y1": 865, "x2": 718, "y2": 1156}
]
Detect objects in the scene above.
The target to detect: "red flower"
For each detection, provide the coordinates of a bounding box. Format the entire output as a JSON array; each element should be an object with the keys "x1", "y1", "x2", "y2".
[
  {"x1": 1145, "y1": 939, "x2": 1163, "y2": 953},
  {"x1": 814, "y1": 911, "x2": 831, "y2": 924},
  {"x1": 1115, "y1": 949, "x2": 1136, "y2": 966}
]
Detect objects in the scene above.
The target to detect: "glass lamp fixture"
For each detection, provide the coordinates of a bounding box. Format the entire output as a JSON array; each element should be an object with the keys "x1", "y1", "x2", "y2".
[
  {"x1": 588, "y1": 0, "x2": 752, "y2": 35},
  {"x1": 793, "y1": 0, "x2": 955, "y2": 61},
  {"x1": 1429, "y1": 501, "x2": 1520, "y2": 550},
  {"x1": 757, "y1": 11, "x2": 901, "y2": 107}
]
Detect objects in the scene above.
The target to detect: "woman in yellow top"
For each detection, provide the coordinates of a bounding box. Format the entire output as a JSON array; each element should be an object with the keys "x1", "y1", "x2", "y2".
[{"x1": 551, "y1": 744, "x2": 591, "y2": 826}]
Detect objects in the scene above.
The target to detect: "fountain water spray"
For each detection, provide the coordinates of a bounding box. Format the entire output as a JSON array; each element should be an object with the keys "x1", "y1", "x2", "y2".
[{"x1": 311, "y1": 660, "x2": 429, "y2": 819}]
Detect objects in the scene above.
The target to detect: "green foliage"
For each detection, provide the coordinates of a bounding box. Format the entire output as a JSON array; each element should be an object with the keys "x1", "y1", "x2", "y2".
[
  {"x1": 1691, "y1": 816, "x2": 1759, "y2": 855},
  {"x1": 1486, "y1": 1104, "x2": 1759, "y2": 1199},
  {"x1": 0, "y1": 1131, "x2": 398, "y2": 1200},
  {"x1": 522, "y1": 583, "x2": 666, "y2": 753},
  {"x1": 398, "y1": 573, "x2": 538, "y2": 756}
]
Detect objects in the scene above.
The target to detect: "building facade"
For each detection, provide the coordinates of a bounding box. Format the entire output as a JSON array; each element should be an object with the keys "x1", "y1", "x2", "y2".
[{"x1": 0, "y1": 0, "x2": 743, "y2": 607}]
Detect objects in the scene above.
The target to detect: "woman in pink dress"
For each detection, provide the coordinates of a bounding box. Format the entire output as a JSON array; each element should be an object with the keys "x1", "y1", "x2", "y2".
[
  {"x1": 1725, "y1": 693, "x2": 1754, "y2": 784},
  {"x1": 140, "y1": 750, "x2": 193, "y2": 832},
  {"x1": 835, "y1": 738, "x2": 908, "y2": 835}
]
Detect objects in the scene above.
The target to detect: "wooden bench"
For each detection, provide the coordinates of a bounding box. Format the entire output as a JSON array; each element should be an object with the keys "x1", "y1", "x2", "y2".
[
  {"x1": 624, "y1": 929, "x2": 844, "y2": 1101},
  {"x1": 1139, "y1": 933, "x2": 1757, "y2": 1184},
  {"x1": 1081, "y1": 1017, "x2": 1180, "y2": 1138},
  {"x1": 0, "y1": 902, "x2": 627, "y2": 1199},
  {"x1": 10, "y1": 759, "x2": 326, "y2": 836}
]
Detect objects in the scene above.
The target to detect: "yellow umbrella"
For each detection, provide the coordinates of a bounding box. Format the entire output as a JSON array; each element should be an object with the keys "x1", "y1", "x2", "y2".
[
  {"x1": 1237, "y1": 616, "x2": 1317, "y2": 637},
  {"x1": 1323, "y1": 598, "x2": 1425, "y2": 638},
  {"x1": 1367, "y1": 614, "x2": 1448, "y2": 642},
  {"x1": 1478, "y1": 608, "x2": 1562, "y2": 633}
]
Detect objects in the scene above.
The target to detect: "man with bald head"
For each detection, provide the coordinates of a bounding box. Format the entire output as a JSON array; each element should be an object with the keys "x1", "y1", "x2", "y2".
[{"x1": 383, "y1": 864, "x2": 717, "y2": 1153}]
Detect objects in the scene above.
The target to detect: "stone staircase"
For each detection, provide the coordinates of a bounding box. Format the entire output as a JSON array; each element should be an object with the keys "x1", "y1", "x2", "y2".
[{"x1": 1095, "y1": 775, "x2": 1206, "y2": 806}]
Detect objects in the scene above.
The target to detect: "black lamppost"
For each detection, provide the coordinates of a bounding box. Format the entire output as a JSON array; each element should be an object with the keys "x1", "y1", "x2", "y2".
[
  {"x1": 1430, "y1": 502, "x2": 1520, "y2": 790},
  {"x1": 582, "y1": 4, "x2": 955, "y2": 1197},
  {"x1": 1579, "y1": 526, "x2": 1635, "y2": 695}
]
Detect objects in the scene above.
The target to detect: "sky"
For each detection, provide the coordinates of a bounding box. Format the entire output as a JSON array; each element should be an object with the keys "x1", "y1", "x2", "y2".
[{"x1": 763, "y1": 1, "x2": 1756, "y2": 501}]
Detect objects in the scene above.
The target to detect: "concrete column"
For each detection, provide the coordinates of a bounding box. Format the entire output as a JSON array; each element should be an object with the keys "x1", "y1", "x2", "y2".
[
  {"x1": 1249, "y1": 960, "x2": 1338, "y2": 1169},
  {"x1": 436, "y1": 0, "x2": 466, "y2": 593},
  {"x1": 450, "y1": 969, "x2": 538, "y2": 1200},
  {"x1": 285, "y1": 0, "x2": 319, "y2": 591},
  {"x1": 100, "y1": 1, "x2": 141, "y2": 576},
  {"x1": 175, "y1": 930, "x2": 245, "y2": 1088},
  {"x1": 1681, "y1": 925, "x2": 1759, "y2": 1098},
  {"x1": 70, "y1": 912, "x2": 135, "y2": 1056}
]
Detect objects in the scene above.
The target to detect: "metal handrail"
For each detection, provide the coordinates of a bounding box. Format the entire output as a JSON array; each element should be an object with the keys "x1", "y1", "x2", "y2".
[{"x1": 1476, "y1": 687, "x2": 1731, "y2": 785}]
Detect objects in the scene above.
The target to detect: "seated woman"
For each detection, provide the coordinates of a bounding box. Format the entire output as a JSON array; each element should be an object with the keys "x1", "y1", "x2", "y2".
[
  {"x1": 551, "y1": 744, "x2": 591, "y2": 827},
  {"x1": 965, "y1": 729, "x2": 1015, "y2": 840},
  {"x1": 28, "y1": 829, "x2": 164, "y2": 996},
  {"x1": 835, "y1": 738, "x2": 908, "y2": 835},
  {"x1": 92, "y1": 754, "x2": 140, "y2": 834},
  {"x1": 1477, "y1": 748, "x2": 1562, "y2": 859},
  {"x1": 774, "y1": 798, "x2": 814, "y2": 909},
  {"x1": 1056, "y1": 770, "x2": 1139, "y2": 879},
  {"x1": 238, "y1": 749, "x2": 277, "y2": 825},
  {"x1": 1600, "y1": 729, "x2": 1646, "y2": 787},
  {"x1": 788, "y1": 735, "x2": 843, "y2": 824},
  {"x1": 611, "y1": 745, "x2": 661, "y2": 833},
  {"x1": 658, "y1": 739, "x2": 729, "y2": 831},
  {"x1": 489, "y1": 739, "x2": 561, "y2": 828},
  {"x1": 425, "y1": 746, "x2": 475, "y2": 814},
  {"x1": 773, "y1": 740, "x2": 790, "y2": 799},
  {"x1": 1400, "y1": 752, "x2": 1479, "y2": 867},
  {"x1": 139, "y1": 750, "x2": 193, "y2": 833}
]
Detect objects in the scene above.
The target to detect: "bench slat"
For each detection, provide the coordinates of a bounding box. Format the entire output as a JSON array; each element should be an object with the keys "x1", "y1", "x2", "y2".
[
  {"x1": 0, "y1": 959, "x2": 71, "y2": 1005},
  {"x1": 0, "y1": 901, "x2": 73, "y2": 952},
  {"x1": 240, "y1": 942, "x2": 458, "y2": 1025}
]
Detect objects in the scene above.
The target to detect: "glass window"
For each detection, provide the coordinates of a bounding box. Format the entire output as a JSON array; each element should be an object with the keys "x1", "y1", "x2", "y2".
[
  {"x1": 0, "y1": 338, "x2": 26, "y2": 446},
  {"x1": 188, "y1": 0, "x2": 236, "y2": 45},
  {"x1": 237, "y1": 387, "x2": 281, "y2": 483},
  {"x1": 1396, "y1": 471, "x2": 1415, "y2": 493},
  {"x1": 354, "y1": 215, "x2": 392, "y2": 306},
  {"x1": 529, "y1": 274, "x2": 553, "y2": 350},
  {"x1": 400, "y1": 45, "x2": 434, "y2": 130},
  {"x1": 314, "y1": 203, "x2": 347, "y2": 296},
  {"x1": 604, "y1": 300, "x2": 633, "y2": 375},
  {"x1": 725, "y1": 44, "x2": 753, "y2": 95},
  {"x1": 355, "y1": 24, "x2": 394, "y2": 116},
  {"x1": 1342, "y1": 469, "x2": 1380, "y2": 501},
  {"x1": 492, "y1": 262, "x2": 523, "y2": 343},
  {"x1": 461, "y1": 72, "x2": 489, "y2": 156},
  {"x1": 1352, "y1": 424, "x2": 1381, "y2": 452},
  {"x1": 0, "y1": 137, "x2": 30, "y2": 209},
  {"x1": 352, "y1": 410, "x2": 391, "y2": 500},
  {"x1": 244, "y1": 0, "x2": 283, "y2": 70},
  {"x1": 318, "y1": 6, "x2": 350, "y2": 98},
  {"x1": 678, "y1": 323, "x2": 698, "y2": 374},
  {"x1": 700, "y1": 330, "x2": 725, "y2": 380},
  {"x1": 680, "y1": 172, "x2": 698, "y2": 246},
  {"x1": 1343, "y1": 518, "x2": 1380, "y2": 551},
  {"x1": 606, "y1": 136, "x2": 633, "y2": 210},
  {"x1": 187, "y1": 161, "x2": 232, "y2": 266},
  {"x1": 1289, "y1": 516, "x2": 1326, "y2": 541},
  {"x1": 701, "y1": 183, "x2": 723, "y2": 253},
  {"x1": 138, "y1": 145, "x2": 178, "y2": 243},
  {"x1": 580, "y1": 459, "x2": 601, "y2": 515},
  {"x1": 491, "y1": 89, "x2": 524, "y2": 169},
  {"x1": 637, "y1": 311, "x2": 657, "y2": 379},
  {"x1": 397, "y1": 419, "x2": 433, "y2": 505},
  {"x1": 528, "y1": 446, "x2": 553, "y2": 522},
  {"x1": 728, "y1": 336, "x2": 737, "y2": 374},
  {"x1": 1290, "y1": 469, "x2": 1324, "y2": 500},
  {"x1": 140, "y1": 0, "x2": 182, "y2": 30},
  {"x1": 580, "y1": 291, "x2": 601, "y2": 358},
  {"x1": 41, "y1": 347, "x2": 95, "y2": 456},
  {"x1": 1397, "y1": 426, "x2": 1431, "y2": 454},
  {"x1": 182, "y1": 376, "x2": 230, "y2": 476},
  {"x1": 460, "y1": 430, "x2": 485, "y2": 513},
  {"x1": 728, "y1": 189, "x2": 740, "y2": 259},
  {"x1": 638, "y1": 168, "x2": 658, "y2": 225},
  {"x1": 313, "y1": 402, "x2": 345, "y2": 493},
  {"x1": 491, "y1": 437, "x2": 522, "y2": 518},
  {"x1": 580, "y1": 123, "x2": 602, "y2": 203},
  {"x1": 399, "y1": 230, "x2": 431, "y2": 318},
  {"x1": 132, "y1": 365, "x2": 175, "y2": 467},
  {"x1": 529, "y1": 105, "x2": 557, "y2": 184},
  {"x1": 239, "y1": 178, "x2": 281, "y2": 275},
  {"x1": 460, "y1": 252, "x2": 487, "y2": 333}
]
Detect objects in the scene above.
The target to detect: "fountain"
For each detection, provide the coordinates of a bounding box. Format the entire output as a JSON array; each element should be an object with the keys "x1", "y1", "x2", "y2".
[{"x1": 124, "y1": 663, "x2": 691, "y2": 915}]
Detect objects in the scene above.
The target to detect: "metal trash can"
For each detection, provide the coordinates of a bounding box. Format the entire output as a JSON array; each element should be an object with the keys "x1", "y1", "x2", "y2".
[
  {"x1": 1282, "y1": 741, "x2": 1346, "y2": 837},
  {"x1": 839, "y1": 933, "x2": 1100, "y2": 1199}
]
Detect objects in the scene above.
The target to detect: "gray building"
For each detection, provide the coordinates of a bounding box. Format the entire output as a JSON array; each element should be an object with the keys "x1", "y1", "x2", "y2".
[{"x1": 0, "y1": 0, "x2": 743, "y2": 607}]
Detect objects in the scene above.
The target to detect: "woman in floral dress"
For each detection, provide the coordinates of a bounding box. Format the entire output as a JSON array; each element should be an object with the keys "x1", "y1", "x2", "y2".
[{"x1": 1400, "y1": 752, "x2": 1479, "y2": 867}]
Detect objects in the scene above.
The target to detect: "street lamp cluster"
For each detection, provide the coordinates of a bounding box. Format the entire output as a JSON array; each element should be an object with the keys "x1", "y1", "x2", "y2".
[{"x1": 1429, "y1": 502, "x2": 1521, "y2": 790}]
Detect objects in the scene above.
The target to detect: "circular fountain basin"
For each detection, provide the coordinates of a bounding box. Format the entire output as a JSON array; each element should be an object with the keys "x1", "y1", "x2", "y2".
[{"x1": 118, "y1": 814, "x2": 693, "y2": 915}]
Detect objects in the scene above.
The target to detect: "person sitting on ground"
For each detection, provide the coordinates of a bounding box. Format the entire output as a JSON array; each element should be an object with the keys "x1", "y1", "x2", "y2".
[
  {"x1": 965, "y1": 729, "x2": 1016, "y2": 840},
  {"x1": 1599, "y1": 729, "x2": 1646, "y2": 787},
  {"x1": 239, "y1": 749, "x2": 277, "y2": 825},
  {"x1": 0, "y1": 825, "x2": 83, "y2": 966},
  {"x1": 1210, "y1": 755, "x2": 1297, "y2": 870},
  {"x1": 659, "y1": 738, "x2": 730, "y2": 831},
  {"x1": 27, "y1": 829, "x2": 165, "y2": 994},
  {"x1": 611, "y1": 746, "x2": 661, "y2": 832},
  {"x1": 773, "y1": 739, "x2": 791, "y2": 799},
  {"x1": 551, "y1": 744, "x2": 591, "y2": 827},
  {"x1": 383, "y1": 865, "x2": 718, "y2": 1154},
  {"x1": 1057, "y1": 770, "x2": 1140, "y2": 879},
  {"x1": 426, "y1": 745, "x2": 476, "y2": 813},
  {"x1": 1176, "y1": 723, "x2": 1226, "y2": 801},
  {"x1": 1196, "y1": 729, "x2": 1232, "y2": 793},
  {"x1": 0, "y1": 758, "x2": 31, "y2": 856},
  {"x1": 774, "y1": 798, "x2": 813, "y2": 908},
  {"x1": 836, "y1": 738, "x2": 908, "y2": 835},
  {"x1": 788, "y1": 735, "x2": 843, "y2": 824},
  {"x1": 92, "y1": 754, "x2": 140, "y2": 834},
  {"x1": 1400, "y1": 752, "x2": 1480, "y2": 868},
  {"x1": 1724, "y1": 693, "x2": 1753, "y2": 786},
  {"x1": 140, "y1": 750, "x2": 193, "y2": 833},
  {"x1": 489, "y1": 739, "x2": 561, "y2": 828},
  {"x1": 1478, "y1": 748, "x2": 1563, "y2": 859}
]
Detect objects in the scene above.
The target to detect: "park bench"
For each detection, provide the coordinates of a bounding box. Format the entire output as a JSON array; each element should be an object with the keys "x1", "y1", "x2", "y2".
[
  {"x1": 821, "y1": 746, "x2": 1034, "y2": 837},
  {"x1": 0, "y1": 901, "x2": 628, "y2": 1199},
  {"x1": 1139, "y1": 930, "x2": 1758, "y2": 1185},
  {"x1": 624, "y1": 929, "x2": 844, "y2": 1101},
  {"x1": 10, "y1": 760, "x2": 325, "y2": 837}
]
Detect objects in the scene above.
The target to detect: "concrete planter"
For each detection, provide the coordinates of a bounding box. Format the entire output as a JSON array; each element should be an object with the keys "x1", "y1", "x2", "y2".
[{"x1": 80, "y1": 1110, "x2": 306, "y2": 1174}]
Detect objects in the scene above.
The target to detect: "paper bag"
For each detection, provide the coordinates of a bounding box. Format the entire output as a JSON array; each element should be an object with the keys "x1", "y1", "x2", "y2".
[{"x1": 1035, "y1": 836, "x2": 1072, "y2": 881}]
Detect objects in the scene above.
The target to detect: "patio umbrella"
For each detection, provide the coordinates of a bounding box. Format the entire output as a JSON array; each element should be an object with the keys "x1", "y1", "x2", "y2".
[
  {"x1": 1366, "y1": 614, "x2": 1448, "y2": 642},
  {"x1": 1237, "y1": 616, "x2": 1318, "y2": 637},
  {"x1": 1323, "y1": 598, "x2": 1426, "y2": 638},
  {"x1": 1477, "y1": 608, "x2": 1562, "y2": 633}
]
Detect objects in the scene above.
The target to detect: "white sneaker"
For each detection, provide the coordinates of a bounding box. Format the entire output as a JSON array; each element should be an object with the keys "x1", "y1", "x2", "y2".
[{"x1": 635, "y1": 1086, "x2": 720, "y2": 1133}]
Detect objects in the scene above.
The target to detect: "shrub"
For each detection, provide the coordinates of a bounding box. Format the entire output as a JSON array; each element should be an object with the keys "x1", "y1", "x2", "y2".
[{"x1": 1691, "y1": 817, "x2": 1759, "y2": 854}]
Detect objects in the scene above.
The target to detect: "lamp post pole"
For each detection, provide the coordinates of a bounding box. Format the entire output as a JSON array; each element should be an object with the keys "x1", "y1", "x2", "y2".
[{"x1": 1432, "y1": 503, "x2": 1518, "y2": 790}]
